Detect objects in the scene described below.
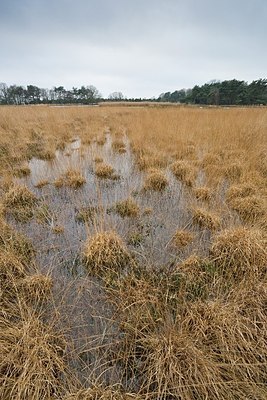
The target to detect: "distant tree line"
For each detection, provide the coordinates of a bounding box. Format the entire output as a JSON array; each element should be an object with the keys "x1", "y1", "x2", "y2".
[
  {"x1": 158, "y1": 79, "x2": 267, "y2": 105},
  {"x1": 0, "y1": 83, "x2": 102, "y2": 105},
  {"x1": 0, "y1": 78, "x2": 266, "y2": 105},
  {"x1": 0, "y1": 82, "x2": 153, "y2": 105}
]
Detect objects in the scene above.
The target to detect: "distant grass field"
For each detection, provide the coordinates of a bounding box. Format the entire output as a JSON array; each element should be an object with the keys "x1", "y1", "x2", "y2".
[{"x1": 0, "y1": 104, "x2": 266, "y2": 399}]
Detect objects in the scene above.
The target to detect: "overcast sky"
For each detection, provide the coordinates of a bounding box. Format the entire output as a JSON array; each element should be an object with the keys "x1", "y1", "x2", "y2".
[{"x1": 0, "y1": 0, "x2": 266, "y2": 98}]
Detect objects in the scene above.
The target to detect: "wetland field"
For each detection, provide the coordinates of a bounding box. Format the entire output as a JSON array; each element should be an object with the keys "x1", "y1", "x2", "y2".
[{"x1": 0, "y1": 104, "x2": 267, "y2": 399}]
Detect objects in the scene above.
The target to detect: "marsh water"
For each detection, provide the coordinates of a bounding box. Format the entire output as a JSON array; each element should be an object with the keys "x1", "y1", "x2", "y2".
[
  {"x1": 9, "y1": 132, "x2": 236, "y2": 387},
  {"x1": 18, "y1": 133, "x2": 204, "y2": 272}
]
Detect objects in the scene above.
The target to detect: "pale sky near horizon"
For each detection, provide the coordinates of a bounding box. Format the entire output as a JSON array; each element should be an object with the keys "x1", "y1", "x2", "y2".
[{"x1": 0, "y1": 0, "x2": 266, "y2": 98}]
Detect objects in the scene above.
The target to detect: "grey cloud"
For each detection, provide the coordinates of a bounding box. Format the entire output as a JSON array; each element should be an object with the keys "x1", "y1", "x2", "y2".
[{"x1": 0, "y1": 0, "x2": 266, "y2": 97}]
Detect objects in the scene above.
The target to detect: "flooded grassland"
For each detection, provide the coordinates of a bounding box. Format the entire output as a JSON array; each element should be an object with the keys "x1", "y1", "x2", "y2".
[{"x1": 0, "y1": 105, "x2": 267, "y2": 399}]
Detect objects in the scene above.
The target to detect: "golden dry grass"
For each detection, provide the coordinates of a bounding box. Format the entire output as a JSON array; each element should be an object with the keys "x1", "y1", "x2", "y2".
[
  {"x1": 171, "y1": 160, "x2": 196, "y2": 186},
  {"x1": 0, "y1": 219, "x2": 72, "y2": 400},
  {"x1": 192, "y1": 207, "x2": 221, "y2": 231},
  {"x1": 114, "y1": 198, "x2": 140, "y2": 218},
  {"x1": 230, "y1": 195, "x2": 266, "y2": 223},
  {"x1": 13, "y1": 163, "x2": 31, "y2": 178},
  {"x1": 0, "y1": 315, "x2": 69, "y2": 400},
  {"x1": 76, "y1": 205, "x2": 103, "y2": 223},
  {"x1": 83, "y1": 231, "x2": 132, "y2": 275},
  {"x1": 0, "y1": 104, "x2": 266, "y2": 399},
  {"x1": 108, "y1": 264, "x2": 267, "y2": 399},
  {"x1": 171, "y1": 229, "x2": 194, "y2": 248},
  {"x1": 112, "y1": 138, "x2": 126, "y2": 153},
  {"x1": 194, "y1": 186, "x2": 212, "y2": 202},
  {"x1": 0, "y1": 220, "x2": 34, "y2": 263},
  {"x1": 64, "y1": 386, "x2": 138, "y2": 399},
  {"x1": 226, "y1": 183, "x2": 257, "y2": 202},
  {"x1": 3, "y1": 184, "x2": 37, "y2": 208},
  {"x1": 18, "y1": 274, "x2": 53, "y2": 303},
  {"x1": 177, "y1": 255, "x2": 204, "y2": 277},
  {"x1": 143, "y1": 168, "x2": 168, "y2": 191},
  {"x1": 94, "y1": 155, "x2": 104, "y2": 163},
  {"x1": 135, "y1": 152, "x2": 168, "y2": 170},
  {"x1": 95, "y1": 162, "x2": 116, "y2": 179},
  {"x1": 2, "y1": 184, "x2": 38, "y2": 222},
  {"x1": 210, "y1": 227, "x2": 267, "y2": 279},
  {"x1": 223, "y1": 161, "x2": 243, "y2": 181},
  {"x1": 55, "y1": 169, "x2": 86, "y2": 188},
  {"x1": 95, "y1": 134, "x2": 106, "y2": 145}
]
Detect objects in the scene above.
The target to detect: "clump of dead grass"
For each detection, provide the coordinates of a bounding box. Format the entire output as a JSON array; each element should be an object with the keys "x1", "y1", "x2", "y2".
[
  {"x1": 137, "y1": 320, "x2": 223, "y2": 399},
  {"x1": 224, "y1": 162, "x2": 243, "y2": 181},
  {"x1": 0, "y1": 315, "x2": 68, "y2": 400},
  {"x1": 0, "y1": 251, "x2": 27, "y2": 288},
  {"x1": 83, "y1": 231, "x2": 131, "y2": 275},
  {"x1": 95, "y1": 134, "x2": 106, "y2": 145},
  {"x1": 55, "y1": 169, "x2": 86, "y2": 188},
  {"x1": 229, "y1": 195, "x2": 266, "y2": 223},
  {"x1": 94, "y1": 156, "x2": 103, "y2": 163},
  {"x1": 114, "y1": 198, "x2": 139, "y2": 218},
  {"x1": 171, "y1": 229, "x2": 194, "y2": 248},
  {"x1": 171, "y1": 160, "x2": 196, "y2": 186},
  {"x1": 108, "y1": 268, "x2": 180, "y2": 346},
  {"x1": 108, "y1": 263, "x2": 267, "y2": 399},
  {"x1": 177, "y1": 255, "x2": 204, "y2": 277},
  {"x1": 19, "y1": 274, "x2": 53, "y2": 304},
  {"x1": 95, "y1": 163, "x2": 117, "y2": 179},
  {"x1": 127, "y1": 231, "x2": 144, "y2": 247},
  {"x1": 0, "y1": 221, "x2": 34, "y2": 263},
  {"x1": 226, "y1": 183, "x2": 256, "y2": 202},
  {"x1": 203, "y1": 164, "x2": 224, "y2": 187},
  {"x1": 3, "y1": 184, "x2": 38, "y2": 221},
  {"x1": 107, "y1": 270, "x2": 215, "y2": 398},
  {"x1": 39, "y1": 148, "x2": 55, "y2": 160},
  {"x1": 143, "y1": 168, "x2": 168, "y2": 191},
  {"x1": 201, "y1": 153, "x2": 221, "y2": 167},
  {"x1": 112, "y1": 138, "x2": 126, "y2": 153},
  {"x1": 192, "y1": 208, "x2": 221, "y2": 231},
  {"x1": 34, "y1": 203, "x2": 52, "y2": 224},
  {"x1": 194, "y1": 186, "x2": 212, "y2": 202},
  {"x1": 210, "y1": 227, "x2": 267, "y2": 279},
  {"x1": 143, "y1": 207, "x2": 153, "y2": 216},
  {"x1": 76, "y1": 205, "x2": 103, "y2": 223},
  {"x1": 3, "y1": 184, "x2": 37, "y2": 208},
  {"x1": 26, "y1": 140, "x2": 56, "y2": 160},
  {"x1": 183, "y1": 299, "x2": 267, "y2": 399},
  {"x1": 135, "y1": 151, "x2": 168, "y2": 171},
  {"x1": 13, "y1": 163, "x2": 31, "y2": 178},
  {"x1": 56, "y1": 138, "x2": 67, "y2": 151}
]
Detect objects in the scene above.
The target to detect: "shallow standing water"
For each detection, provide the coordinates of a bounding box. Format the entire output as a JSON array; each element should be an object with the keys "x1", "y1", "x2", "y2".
[{"x1": 7, "y1": 132, "x2": 238, "y2": 387}]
